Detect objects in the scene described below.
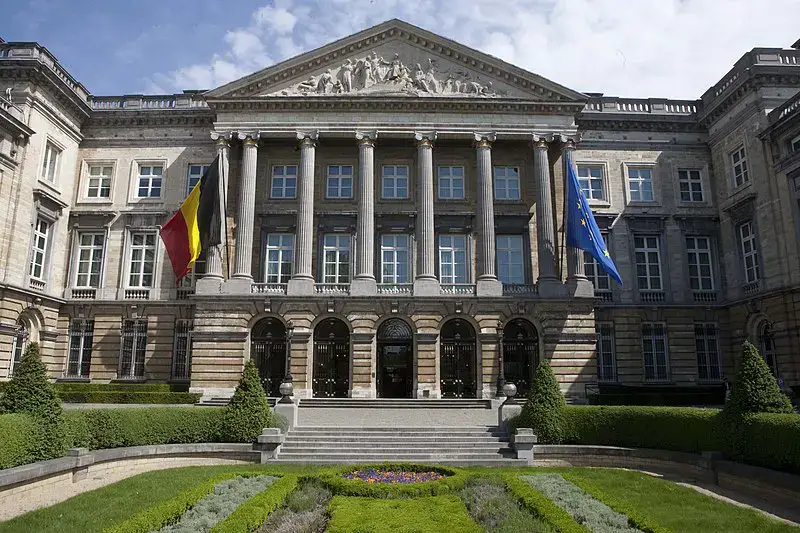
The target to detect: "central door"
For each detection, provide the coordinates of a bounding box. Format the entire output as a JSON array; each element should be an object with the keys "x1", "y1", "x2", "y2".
[
  {"x1": 250, "y1": 318, "x2": 287, "y2": 397},
  {"x1": 312, "y1": 318, "x2": 350, "y2": 397},
  {"x1": 377, "y1": 319, "x2": 413, "y2": 398},
  {"x1": 503, "y1": 319, "x2": 539, "y2": 397},
  {"x1": 440, "y1": 319, "x2": 477, "y2": 398}
]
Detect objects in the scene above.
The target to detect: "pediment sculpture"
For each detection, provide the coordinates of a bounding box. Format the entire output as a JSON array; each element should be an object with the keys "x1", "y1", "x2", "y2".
[{"x1": 266, "y1": 52, "x2": 502, "y2": 98}]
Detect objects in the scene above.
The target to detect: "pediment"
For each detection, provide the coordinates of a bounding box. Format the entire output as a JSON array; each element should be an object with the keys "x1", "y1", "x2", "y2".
[{"x1": 205, "y1": 19, "x2": 586, "y2": 103}]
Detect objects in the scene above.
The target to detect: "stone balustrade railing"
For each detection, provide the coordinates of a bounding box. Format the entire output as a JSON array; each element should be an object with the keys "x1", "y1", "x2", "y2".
[
  {"x1": 0, "y1": 42, "x2": 90, "y2": 102},
  {"x1": 703, "y1": 48, "x2": 800, "y2": 103},
  {"x1": 770, "y1": 90, "x2": 800, "y2": 124},
  {"x1": 582, "y1": 96, "x2": 700, "y2": 116},
  {"x1": 89, "y1": 92, "x2": 209, "y2": 111}
]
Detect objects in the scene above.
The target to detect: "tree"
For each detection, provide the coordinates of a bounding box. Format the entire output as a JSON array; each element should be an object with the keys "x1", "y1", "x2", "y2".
[
  {"x1": 725, "y1": 340, "x2": 793, "y2": 415},
  {"x1": 519, "y1": 359, "x2": 566, "y2": 444},
  {"x1": 220, "y1": 359, "x2": 272, "y2": 442}
]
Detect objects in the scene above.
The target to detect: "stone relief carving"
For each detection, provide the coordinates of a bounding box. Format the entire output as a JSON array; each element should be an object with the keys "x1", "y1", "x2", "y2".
[{"x1": 268, "y1": 52, "x2": 501, "y2": 98}]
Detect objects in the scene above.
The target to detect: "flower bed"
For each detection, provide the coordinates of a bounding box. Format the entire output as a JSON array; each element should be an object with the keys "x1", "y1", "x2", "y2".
[
  {"x1": 314, "y1": 463, "x2": 466, "y2": 498},
  {"x1": 342, "y1": 469, "x2": 447, "y2": 484}
]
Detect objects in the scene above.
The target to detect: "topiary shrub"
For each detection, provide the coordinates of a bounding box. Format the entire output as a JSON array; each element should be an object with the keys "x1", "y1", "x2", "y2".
[
  {"x1": 519, "y1": 359, "x2": 565, "y2": 444},
  {"x1": 725, "y1": 341, "x2": 793, "y2": 415},
  {"x1": 219, "y1": 360, "x2": 271, "y2": 443}
]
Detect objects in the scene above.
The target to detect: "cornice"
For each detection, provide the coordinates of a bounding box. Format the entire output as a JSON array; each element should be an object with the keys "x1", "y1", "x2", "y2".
[
  {"x1": 0, "y1": 64, "x2": 90, "y2": 123},
  {"x1": 699, "y1": 70, "x2": 800, "y2": 128},
  {"x1": 85, "y1": 110, "x2": 215, "y2": 129},
  {"x1": 577, "y1": 115, "x2": 705, "y2": 133}
]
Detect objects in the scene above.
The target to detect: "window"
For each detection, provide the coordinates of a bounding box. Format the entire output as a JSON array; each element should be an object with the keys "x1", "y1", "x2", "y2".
[
  {"x1": 759, "y1": 322, "x2": 778, "y2": 376},
  {"x1": 381, "y1": 165, "x2": 409, "y2": 199},
  {"x1": 10, "y1": 322, "x2": 28, "y2": 376},
  {"x1": 29, "y1": 218, "x2": 50, "y2": 280},
  {"x1": 790, "y1": 134, "x2": 800, "y2": 154},
  {"x1": 678, "y1": 169, "x2": 704, "y2": 202},
  {"x1": 172, "y1": 319, "x2": 192, "y2": 380},
  {"x1": 739, "y1": 221, "x2": 760, "y2": 284},
  {"x1": 119, "y1": 318, "x2": 147, "y2": 379},
  {"x1": 66, "y1": 318, "x2": 93, "y2": 378},
  {"x1": 577, "y1": 164, "x2": 605, "y2": 200},
  {"x1": 128, "y1": 232, "x2": 156, "y2": 288},
  {"x1": 380, "y1": 234, "x2": 410, "y2": 284},
  {"x1": 438, "y1": 166, "x2": 465, "y2": 199},
  {"x1": 265, "y1": 234, "x2": 294, "y2": 284},
  {"x1": 496, "y1": 235, "x2": 524, "y2": 284},
  {"x1": 178, "y1": 250, "x2": 207, "y2": 289},
  {"x1": 271, "y1": 165, "x2": 297, "y2": 199},
  {"x1": 627, "y1": 167, "x2": 654, "y2": 202},
  {"x1": 642, "y1": 322, "x2": 669, "y2": 381},
  {"x1": 584, "y1": 251, "x2": 611, "y2": 295},
  {"x1": 634, "y1": 236, "x2": 662, "y2": 291},
  {"x1": 731, "y1": 146, "x2": 749, "y2": 187},
  {"x1": 438, "y1": 234, "x2": 468, "y2": 284},
  {"x1": 86, "y1": 165, "x2": 112, "y2": 198},
  {"x1": 75, "y1": 232, "x2": 105, "y2": 288},
  {"x1": 695, "y1": 323, "x2": 721, "y2": 381},
  {"x1": 685, "y1": 236, "x2": 714, "y2": 292},
  {"x1": 40, "y1": 141, "x2": 61, "y2": 182},
  {"x1": 136, "y1": 165, "x2": 163, "y2": 198},
  {"x1": 326, "y1": 165, "x2": 353, "y2": 199},
  {"x1": 322, "y1": 234, "x2": 351, "y2": 284},
  {"x1": 596, "y1": 322, "x2": 616, "y2": 382},
  {"x1": 493, "y1": 166, "x2": 520, "y2": 200},
  {"x1": 187, "y1": 164, "x2": 209, "y2": 196}
]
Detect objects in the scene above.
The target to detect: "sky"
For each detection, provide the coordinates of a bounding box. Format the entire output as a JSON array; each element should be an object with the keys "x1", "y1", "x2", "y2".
[{"x1": 3, "y1": 0, "x2": 800, "y2": 100}]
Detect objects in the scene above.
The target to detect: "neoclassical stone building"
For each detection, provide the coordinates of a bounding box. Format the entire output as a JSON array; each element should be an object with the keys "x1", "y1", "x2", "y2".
[{"x1": 1, "y1": 21, "x2": 799, "y2": 401}]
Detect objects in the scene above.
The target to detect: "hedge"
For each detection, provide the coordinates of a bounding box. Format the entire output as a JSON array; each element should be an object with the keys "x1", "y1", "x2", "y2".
[
  {"x1": 503, "y1": 474, "x2": 589, "y2": 533},
  {"x1": 315, "y1": 464, "x2": 468, "y2": 498},
  {"x1": 727, "y1": 413, "x2": 800, "y2": 473},
  {"x1": 210, "y1": 475, "x2": 299, "y2": 533},
  {"x1": 58, "y1": 391, "x2": 200, "y2": 404},
  {"x1": 0, "y1": 413, "x2": 37, "y2": 469},
  {"x1": 53, "y1": 383, "x2": 187, "y2": 393}
]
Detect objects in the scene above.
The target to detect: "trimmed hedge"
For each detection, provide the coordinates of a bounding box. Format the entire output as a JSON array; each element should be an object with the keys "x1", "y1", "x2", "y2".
[
  {"x1": 53, "y1": 383, "x2": 187, "y2": 393},
  {"x1": 727, "y1": 413, "x2": 800, "y2": 473},
  {"x1": 58, "y1": 391, "x2": 200, "y2": 404},
  {"x1": 503, "y1": 474, "x2": 589, "y2": 533},
  {"x1": 315, "y1": 463, "x2": 467, "y2": 498},
  {"x1": 210, "y1": 475, "x2": 299, "y2": 533},
  {"x1": 0, "y1": 413, "x2": 37, "y2": 469}
]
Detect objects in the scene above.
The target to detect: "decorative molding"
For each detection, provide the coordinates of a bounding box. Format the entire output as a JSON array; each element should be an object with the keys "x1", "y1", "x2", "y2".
[
  {"x1": 355, "y1": 130, "x2": 378, "y2": 144},
  {"x1": 415, "y1": 332, "x2": 439, "y2": 344},
  {"x1": 478, "y1": 332, "x2": 499, "y2": 343},
  {"x1": 544, "y1": 332, "x2": 596, "y2": 345},
  {"x1": 351, "y1": 332, "x2": 375, "y2": 344},
  {"x1": 85, "y1": 111, "x2": 214, "y2": 129},
  {"x1": 192, "y1": 331, "x2": 249, "y2": 342}
]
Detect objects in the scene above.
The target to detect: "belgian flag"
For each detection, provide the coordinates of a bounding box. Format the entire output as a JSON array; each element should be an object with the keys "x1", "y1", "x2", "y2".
[{"x1": 160, "y1": 155, "x2": 222, "y2": 281}]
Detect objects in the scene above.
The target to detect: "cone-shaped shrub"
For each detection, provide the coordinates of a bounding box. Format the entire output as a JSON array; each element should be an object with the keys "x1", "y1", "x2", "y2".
[
  {"x1": 725, "y1": 340, "x2": 793, "y2": 415},
  {"x1": 220, "y1": 359, "x2": 272, "y2": 442},
  {"x1": 519, "y1": 359, "x2": 566, "y2": 443}
]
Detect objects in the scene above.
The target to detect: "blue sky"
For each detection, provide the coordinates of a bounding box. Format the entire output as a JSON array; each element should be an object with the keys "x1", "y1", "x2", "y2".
[{"x1": 4, "y1": 0, "x2": 800, "y2": 99}]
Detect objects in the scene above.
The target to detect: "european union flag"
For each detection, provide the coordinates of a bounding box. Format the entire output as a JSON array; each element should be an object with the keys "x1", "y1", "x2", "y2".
[{"x1": 566, "y1": 157, "x2": 623, "y2": 285}]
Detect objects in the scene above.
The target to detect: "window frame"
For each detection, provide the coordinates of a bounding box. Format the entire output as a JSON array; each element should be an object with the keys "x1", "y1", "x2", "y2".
[
  {"x1": 83, "y1": 162, "x2": 115, "y2": 201},
  {"x1": 495, "y1": 234, "x2": 525, "y2": 285},
  {"x1": 381, "y1": 164, "x2": 410, "y2": 200},
  {"x1": 437, "y1": 165, "x2": 466, "y2": 200},
  {"x1": 321, "y1": 233, "x2": 352, "y2": 285},
  {"x1": 380, "y1": 234, "x2": 411, "y2": 284},
  {"x1": 596, "y1": 322, "x2": 617, "y2": 383},
  {"x1": 40, "y1": 139, "x2": 62, "y2": 183},
  {"x1": 633, "y1": 235, "x2": 663, "y2": 292},
  {"x1": 575, "y1": 163, "x2": 608, "y2": 203},
  {"x1": 624, "y1": 163, "x2": 657, "y2": 204},
  {"x1": 493, "y1": 166, "x2": 521, "y2": 201},
  {"x1": 74, "y1": 231, "x2": 106, "y2": 289},
  {"x1": 119, "y1": 318, "x2": 147, "y2": 379},
  {"x1": 790, "y1": 134, "x2": 800, "y2": 154},
  {"x1": 685, "y1": 235, "x2": 715, "y2": 293},
  {"x1": 325, "y1": 164, "x2": 354, "y2": 200},
  {"x1": 264, "y1": 233, "x2": 295, "y2": 284},
  {"x1": 437, "y1": 234, "x2": 469, "y2": 284},
  {"x1": 126, "y1": 231, "x2": 158, "y2": 289},
  {"x1": 677, "y1": 168, "x2": 705, "y2": 203},
  {"x1": 270, "y1": 164, "x2": 298, "y2": 199},
  {"x1": 132, "y1": 161, "x2": 167, "y2": 201},
  {"x1": 642, "y1": 321, "x2": 669, "y2": 382},
  {"x1": 66, "y1": 318, "x2": 94, "y2": 378},
  {"x1": 186, "y1": 163, "x2": 210, "y2": 197},
  {"x1": 695, "y1": 322, "x2": 722, "y2": 382},
  {"x1": 29, "y1": 216, "x2": 51, "y2": 281},
  {"x1": 171, "y1": 319, "x2": 192, "y2": 381},
  {"x1": 730, "y1": 145, "x2": 749, "y2": 188},
  {"x1": 738, "y1": 220, "x2": 760, "y2": 284}
]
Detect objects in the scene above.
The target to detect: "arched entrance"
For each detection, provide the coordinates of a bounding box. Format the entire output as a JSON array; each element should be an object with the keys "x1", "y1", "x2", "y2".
[
  {"x1": 758, "y1": 321, "x2": 778, "y2": 377},
  {"x1": 503, "y1": 319, "x2": 539, "y2": 397},
  {"x1": 313, "y1": 318, "x2": 350, "y2": 397},
  {"x1": 440, "y1": 319, "x2": 477, "y2": 398},
  {"x1": 10, "y1": 319, "x2": 29, "y2": 376},
  {"x1": 377, "y1": 319, "x2": 414, "y2": 398},
  {"x1": 250, "y1": 318, "x2": 287, "y2": 397}
]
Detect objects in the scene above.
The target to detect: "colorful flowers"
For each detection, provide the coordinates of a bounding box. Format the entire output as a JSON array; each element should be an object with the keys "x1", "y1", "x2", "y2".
[{"x1": 343, "y1": 469, "x2": 447, "y2": 484}]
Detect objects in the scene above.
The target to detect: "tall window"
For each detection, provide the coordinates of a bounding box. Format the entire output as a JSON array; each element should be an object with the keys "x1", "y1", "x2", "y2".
[
  {"x1": 496, "y1": 235, "x2": 524, "y2": 284},
  {"x1": 695, "y1": 323, "x2": 721, "y2": 381},
  {"x1": 739, "y1": 221, "x2": 760, "y2": 283},
  {"x1": 10, "y1": 321, "x2": 28, "y2": 376},
  {"x1": 596, "y1": 322, "x2": 616, "y2": 382},
  {"x1": 75, "y1": 232, "x2": 105, "y2": 288},
  {"x1": 642, "y1": 322, "x2": 669, "y2": 381},
  {"x1": 119, "y1": 318, "x2": 147, "y2": 379},
  {"x1": 634, "y1": 236, "x2": 662, "y2": 291},
  {"x1": 790, "y1": 134, "x2": 800, "y2": 154},
  {"x1": 584, "y1": 251, "x2": 611, "y2": 295},
  {"x1": 381, "y1": 165, "x2": 409, "y2": 199},
  {"x1": 136, "y1": 165, "x2": 163, "y2": 198},
  {"x1": 86, "y1": 165, "x2": 112, "y2": 198},
  {"x1": 128, "y1": 232, "x2": 156, "y2": 287},
  {"x1": 172, "y1": 319, "x2": 192, "y2": 380},
  {"x1": 686, "y1": 236, "x2": 714, "y2": 292},
  {"x1": 323, "y1": 234, "x2": 351, "y2": 284},
  {"x1": 493, "y1": 166, "x2": 520, "y2": 200},
  {"x1": 178, "y1": 250, "x2": 207, "y2": 289},
  {"x1": 438, "y1": 234, "x2": 468, "y2": 284},
  {"x1": 40, "y1": 141, "x2": 61, "y2": 182},
  {"x1": 759, "y1": 322, "x2": 778, "y2": 376},
  {"x1": 678, "y1": 169, "x2": 704, "y2": 202},
  {"x1": 438, "y1": 166, "x2": 465, "y2": 199},
  {"x1": 265, "y1": 234, "x2": 294, "y2": 284},
  {"x1": 66, "y1": 318, "x2": 94, "y2": 378},
  {"x1": 29, "y1": 218, "x2": 50, "y2": 280},
  {"x1": 627, "y1": 167, "x2": 654, "y2": 202},
  {"x1": 187, "y1": 164, "x2": 209, "y2": 196},
  {"x1": 271, "y1": 165, "x2": 297, "y2": 198},
  {"x1": 326, "y1": 165, "x2": 353, "y2": 199},
  {"x1": 577, "y1": 164, "x2": 605, "y2": 200},
  {"x1": 380, "y1": 234, "x2": 410, "y2": 284},
  {"x1": 731, "y1": 146, "x2": 749, "y2": 187}
]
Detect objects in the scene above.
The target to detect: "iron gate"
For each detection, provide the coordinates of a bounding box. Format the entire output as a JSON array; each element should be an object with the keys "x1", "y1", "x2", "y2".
[
  {"x1": 312, "y1": 338, "x2": 350, "y2": 397},
  {"x1": 503, "y1": 339, "x2": 537, "y2": 397},
  {"x1": 440, "y1": 340, "x2": 476, "y2": 398},
  {"x1": 251, "y1": 339, "x2": 286, "y2": 397}
]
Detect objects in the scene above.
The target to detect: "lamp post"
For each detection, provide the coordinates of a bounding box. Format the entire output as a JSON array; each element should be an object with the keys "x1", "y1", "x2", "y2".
[
  {"x1": 496, "y1": 319, "x2": 506, "y2": 397},
  {"x1": 279, "y1": 324, "x2": 294, "y2": 404}
]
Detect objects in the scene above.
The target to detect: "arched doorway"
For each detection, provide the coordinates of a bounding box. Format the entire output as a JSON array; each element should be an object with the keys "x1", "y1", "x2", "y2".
[
  {"x1": 440, "y1": 319, "x2": 477, "y2": 398},
  {"x1": 313, "y1": 318, "x2": 350, "y2": 397},
  {"x1": 250, "y1": 318, "x2": 287, "y2": 397},
  {"x1": 758, "y1": 321, "x2": 778, "y2": 377},
  {"x1": 377, "y1": 319, "x2": 414, "y2": 398},
  {"x1": 503, "y1": 319, "x2": 539, "y2": 397},
  {"x1": 10, "y1": 319, "x2": 29, "y2": 376}
]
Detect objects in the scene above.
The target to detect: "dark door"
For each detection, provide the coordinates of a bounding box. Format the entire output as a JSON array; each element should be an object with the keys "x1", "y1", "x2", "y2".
[
  {"x1": 440, "y1": 319, "x2": 477, "y2": 399},
  {"x1": 251, "y1": 318, "x2": 287, "y2": 397},
  {"x1": 313, "y1": 318, "x2": 350, "y2": 398},
  {"x1": 377, "y1": 319, "x2": 414, "y2": 398},
  {"x1": 503, "y1": 319, "x2": 539, "y2": 397}
]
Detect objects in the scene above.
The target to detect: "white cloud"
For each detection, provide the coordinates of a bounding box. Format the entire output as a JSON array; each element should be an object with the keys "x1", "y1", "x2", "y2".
[{"x1": 149, "y1": 0, "x2": 800, "y2": 99}]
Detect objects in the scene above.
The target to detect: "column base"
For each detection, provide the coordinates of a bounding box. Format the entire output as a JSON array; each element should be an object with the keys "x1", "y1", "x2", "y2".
[
  {"x1": 413, "y1": 277, "x2": 440, "y2": 296},
  {"x1": 195, "y1": 277, "x2": 223, "y2": 295},
  {"x1": 476, "y1": 278, "x2": 502, "y2": 296},
  {"x1": 537, "y1": 278, "x2": 565, "y2": 298},
  {"x1": 350, "y1": 277, "x2": 377, "y2": 296},
  {"x1": 566, "y1": 277, "x2": 595, "y2": 298},
  {"x1": 287, "y1": 277, "x2": 315, "y2": 296},
  {"x1": 222, "y1": 277, "x2": 253, "y2": 294}
]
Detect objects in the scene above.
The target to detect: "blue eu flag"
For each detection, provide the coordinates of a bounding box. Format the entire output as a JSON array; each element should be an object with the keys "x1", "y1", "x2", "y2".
[{"x1": 566, "y1": 157, "x2": 623, "y2": 285}]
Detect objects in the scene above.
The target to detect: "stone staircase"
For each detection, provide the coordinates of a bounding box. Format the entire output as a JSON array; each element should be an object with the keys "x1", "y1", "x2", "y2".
[{"x1": 297, "y1": 398, "x2": 492, "y2": 409}]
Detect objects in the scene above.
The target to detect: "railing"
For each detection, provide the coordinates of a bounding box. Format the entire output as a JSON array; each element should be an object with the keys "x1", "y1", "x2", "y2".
[
  {"x1": 583, "y1": 96, "x2": 700, "y2": 116},
  {"x1": 124, "y1": 288, "x2": 150, "y2": 300},
  {"x1": 314, "y1": 283, "x2": 350, "y2": 295},
  {"x1": 440, "y1": 284, "x2": 476, "y2": 295},
  {"x1": 596, "y1": 290, "x2": 613, "y2": 303},
  {"x1": 705, "y1": 48, "x2": 800, "y2": 103},
  {"x1": 771, "y1": 91, "x2": 800, "y2": 123},
  {"x1": 743, "y1": 281, "x2": 761, "y2": 296},
  {"x1": 176, "y1": 287, "x2": 194, "y2": 300},
  {"x1": 639, "y1": 291, "x2": 665, "y2": 303},
  {"x1": 69, "y1": 288, "x2": 96, "y2": 300},
  {"x1": 89, "y1": 93, "x2": 209, "y2": 111},
  {"x1": 501, "y1": 284, "x2": 537, "y2": 296},
  {"x1": 0, "y1": 42, "x2": 90, "y2": 101},
  {"x1": 28, "y1": 278, "x2": 46, "y2": 291},
  {"x1": 251, "y1": 283, "x2": 288, "y2": 294},
  {"x1": 377, "y1": 283, "x2": 413, "y2": 295},
  {"x1": 693, "y1": 291, "x2": 717, "y2": 303}
]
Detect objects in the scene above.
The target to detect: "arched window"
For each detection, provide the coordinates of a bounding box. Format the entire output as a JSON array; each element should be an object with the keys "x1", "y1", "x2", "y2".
[{"x1": 758, "y1": 321, "x2": 778, "y2": 377}]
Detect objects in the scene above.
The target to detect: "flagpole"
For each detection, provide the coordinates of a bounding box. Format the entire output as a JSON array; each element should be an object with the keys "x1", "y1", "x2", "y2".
[
  {"x1": 560, "y1": 141, "x2": 569, "y2": 282},
  {"x1": 219, "y1": 148, "x2": 231, "y2": 279}
]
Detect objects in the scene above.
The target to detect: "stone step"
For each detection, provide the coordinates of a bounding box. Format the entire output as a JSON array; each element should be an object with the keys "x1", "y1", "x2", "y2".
[
  {"x1": 276, "y1": 451, "x2": 517, "y2": 461},
  {"x1": 288, "y1": 430, "x2": 505, "y2": 438},
  {"x1": 275, "y1": 458, "x2": 528, "y2": 466},
  {"x1": 280, "y1": 445, "x2": 511, "y2": 454},
  {"x1": 289, "y1": 425, "x2": 502, "y2": 432},
  {"x1": 283, "y1": 437, "x2": 509, "y2": 445},
  {"x1": 298, "y1": 399, "x2": 492, "y2": 409}
]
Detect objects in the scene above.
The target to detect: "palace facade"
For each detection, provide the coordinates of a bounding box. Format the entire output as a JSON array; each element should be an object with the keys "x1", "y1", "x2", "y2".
[{"x1": 1, "y1": 20, "x2": 799, "y2": 401}]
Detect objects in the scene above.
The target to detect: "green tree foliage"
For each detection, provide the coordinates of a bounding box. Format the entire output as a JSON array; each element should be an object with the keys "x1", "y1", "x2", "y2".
[
  {"x1": 220, "y1": 360, "x2": 272, "y2": 442},
  {"x1": 725, "y1": 340, "x2": 793, "y2": 415},
  {"x1": 520, "y1": 359, "x2": 566, "y2": 444}
]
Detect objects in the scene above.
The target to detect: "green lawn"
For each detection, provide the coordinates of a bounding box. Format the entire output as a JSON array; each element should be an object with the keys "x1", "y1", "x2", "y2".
[{"x1": 327, "y1": 495, "x2": 481, "y2": 533}]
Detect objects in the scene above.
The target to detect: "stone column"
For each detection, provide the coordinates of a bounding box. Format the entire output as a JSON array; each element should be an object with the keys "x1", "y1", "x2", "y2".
[
  {"x1": 197, "y1": 132, "x2": 229, "y2": 294},
  {"x1": 475, "y1": 133, "x2": 502, "y2": 296},
  {"x1": 563, "y1": 138, "x2": 594, "y2": 297},
  {"x1": 351, "y1": 131, "x2": 378, "y2": 296},
  {"x1": 287, "y1": 131, "x2": 318, "y2": 296},
  {"x1": 533, "y1": 134, "x2": 561, "y2": 297},
  {"x1": 229, "y1": 132, "x2": 258, "y2": 289},
  {"x1": 413, "y1": 132, "x2": 440, "y2": 296}
]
